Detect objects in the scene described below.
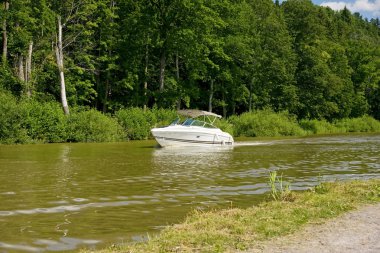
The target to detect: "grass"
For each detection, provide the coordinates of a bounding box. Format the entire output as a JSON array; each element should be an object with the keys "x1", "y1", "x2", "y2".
[
  {"x1": 81, "y1": 179, "x2": 380, "y2": 253},
  {"x1": 268, "y1": 171, "x2": 294, "y2": 202}
]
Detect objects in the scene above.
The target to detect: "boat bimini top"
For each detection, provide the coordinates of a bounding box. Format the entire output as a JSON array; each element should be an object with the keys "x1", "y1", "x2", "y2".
[{"x1": 176, "y1": 110, "x2": 221, "y2": 128}]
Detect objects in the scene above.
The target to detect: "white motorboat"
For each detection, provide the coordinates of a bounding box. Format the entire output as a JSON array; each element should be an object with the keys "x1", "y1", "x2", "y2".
[{"x1": 151, "y1": 110, "x2": 234, "y2": 147}]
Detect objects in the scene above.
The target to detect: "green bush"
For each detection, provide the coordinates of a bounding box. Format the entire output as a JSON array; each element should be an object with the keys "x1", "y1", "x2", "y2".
[
  {"x1": 334, "y1": 115, "x2": 380, "y2": 133},
  {"x1": 115, "y1": 108, "x2": 154, "y2": 140},
  {"x1": 215, "y1": 119, "x2": 235, "y2": 136},
  {"x1": 151, "y1": 107, "x2": 177, "y2": 127},
  {"x1": 299, "y1": 119, "x2": 344, "y2": 135},
  {"x1": 67, "y1": 110, "x2": 124, "y2": 142},
  {"x1": 21, "y1": 100, "x2": 67, "y2": 143},
  {"x1": 0, "y1": 92, "x2": 29, "y2": 144},
  {"x1": 229, "y1": 109, "x2": 306, "y2": 137},
  {"x1": 299, "y1": 116, "x2": 380, "y2": 135},
  {"x1": 115, "y1": 107, "x2": 177, "y2": 140}
]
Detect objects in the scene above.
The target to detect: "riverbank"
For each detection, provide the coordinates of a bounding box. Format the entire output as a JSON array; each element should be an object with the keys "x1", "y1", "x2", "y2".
[
  {"x1": 1, "y1": 91, "x2": 380, "y2": 144},
  {"x1": 82, "y1": 179, "x2": 380, "y2": 253}
]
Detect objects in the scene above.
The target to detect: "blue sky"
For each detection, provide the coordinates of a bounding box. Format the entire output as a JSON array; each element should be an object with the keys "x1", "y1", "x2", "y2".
[{"x1": 281, "y1": 0, "x2": 380, "y2": 20}]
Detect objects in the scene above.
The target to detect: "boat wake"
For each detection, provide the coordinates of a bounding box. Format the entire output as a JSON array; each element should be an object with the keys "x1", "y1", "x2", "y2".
[{"x1": 234, "y1": 141, "x2": 275, "y2": 147}]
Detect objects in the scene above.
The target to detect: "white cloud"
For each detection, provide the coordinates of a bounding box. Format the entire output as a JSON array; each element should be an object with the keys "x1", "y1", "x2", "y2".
[{"x1": 320, "y1": 0, "x2": 380, "y2": 18}]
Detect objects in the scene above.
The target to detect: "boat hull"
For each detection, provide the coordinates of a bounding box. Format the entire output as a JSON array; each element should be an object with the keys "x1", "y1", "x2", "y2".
[{"x1": 151, "y1": 126, "x2": 234, "y2": 147}]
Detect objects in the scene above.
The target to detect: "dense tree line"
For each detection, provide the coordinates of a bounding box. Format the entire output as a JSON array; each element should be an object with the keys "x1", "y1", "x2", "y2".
[{"x1": 1, "y1": 0, "x2": 379, "y2": 120}]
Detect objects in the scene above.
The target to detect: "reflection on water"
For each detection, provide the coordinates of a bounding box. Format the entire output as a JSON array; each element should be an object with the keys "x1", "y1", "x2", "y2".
[
  {"x1": 152, "y1": 145, "x2": 233, "y2": 171},
  {"x1": 0, "y1": 134, "x2": 379, "y2": 252}
]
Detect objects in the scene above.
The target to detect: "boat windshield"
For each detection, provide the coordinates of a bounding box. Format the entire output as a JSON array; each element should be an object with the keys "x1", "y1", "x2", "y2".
[
  {"x1": 181, "y1": 118, "x2": 216, "y2": 128},
  {"x1": 182, "y1": 118, "x2": 194, "y2": 126},
  {"x1": 170, "y1": 118, "x2": 180, "y2": 125}
]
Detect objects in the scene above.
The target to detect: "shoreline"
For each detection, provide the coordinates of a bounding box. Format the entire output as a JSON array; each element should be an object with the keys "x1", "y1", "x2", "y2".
[
  {"x1": 81, "y1": 179, "x2": 380, "y2": 253},
  {"x1": 1, "y1": 131, "x2": 379, "y2": 146}
]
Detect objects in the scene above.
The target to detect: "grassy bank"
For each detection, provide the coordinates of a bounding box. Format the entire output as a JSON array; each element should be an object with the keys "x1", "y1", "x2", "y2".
[
  {"x1": 1, "y1": 91, "x2": 380, "y2": 144},
  {"x1": 83, "y1": 179, "x2": 380, "y2": 253},
  {"x1": 228, "y1": 109, "x2": 380, "y2": 137}
]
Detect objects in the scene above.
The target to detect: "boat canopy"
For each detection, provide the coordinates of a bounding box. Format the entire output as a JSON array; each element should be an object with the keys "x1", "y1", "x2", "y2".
[{"x1": 177, "y1": 109, "x2": 222, "y2": 119}]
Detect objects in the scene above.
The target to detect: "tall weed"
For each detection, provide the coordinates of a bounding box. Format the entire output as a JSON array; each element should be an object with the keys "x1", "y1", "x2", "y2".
[{"x1": 268, "y1": 171, "x2": 294, "y2": 201}]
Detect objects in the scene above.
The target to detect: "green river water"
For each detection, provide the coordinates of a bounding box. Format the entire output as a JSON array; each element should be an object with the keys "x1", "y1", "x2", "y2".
[{"x1": 0, "y1": 134, "x2": 379, "y2": 252}]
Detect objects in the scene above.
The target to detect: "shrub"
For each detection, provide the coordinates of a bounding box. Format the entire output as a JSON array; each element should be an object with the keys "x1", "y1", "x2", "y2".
[
  {"x1": 116, "y1": 107, "x2": 177, "y2": 140},
  {"x1": 115, "y1": 108, "x2": 153, "y2": 140},
  {"x1": 229, "y1": 109, "x2": 306, "y2": 137},
  {"x1": 21, "y1": 100, "x2": 67, "y2": 143},
  {"x1": 299, "y1": 119, "x2": 344, "y2": 135},
  {"x1": 151, "y1": 107, "x2": 177, "y2": 127},
  {"x1": 67, "y1": 110, "x2": 124, "y2": 142},
  {"x1": 0, "y1": 92, "x2": 29, "y2": 144},
  {"x1": 334, "y1": 115, "x2": 380, "y2": 133},
  {"x1": 215, "y1": 119, "x2": 235, "y2": 136}
]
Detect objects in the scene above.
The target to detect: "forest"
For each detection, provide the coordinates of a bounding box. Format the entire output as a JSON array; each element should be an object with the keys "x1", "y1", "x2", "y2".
[{"x1": 0, "y1": 0, "x2": 380, "y2": 143}]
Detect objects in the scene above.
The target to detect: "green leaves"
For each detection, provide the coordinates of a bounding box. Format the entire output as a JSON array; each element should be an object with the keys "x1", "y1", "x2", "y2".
[{"x1": 0, "y1": 0, "x2": 379, "y2": 121}]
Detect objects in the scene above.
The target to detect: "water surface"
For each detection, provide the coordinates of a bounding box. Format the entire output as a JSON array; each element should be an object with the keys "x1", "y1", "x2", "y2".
[{"x1": 0, "y1": 134, "x2": 379, "y2": 251}]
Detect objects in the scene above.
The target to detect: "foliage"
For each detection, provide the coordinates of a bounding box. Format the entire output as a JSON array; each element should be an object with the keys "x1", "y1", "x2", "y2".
[
  {"x1": 0, "y1": 0, "x2": 379, "y2": 121},
  {"x1": 20, "y1": 100, "x2": 67, "y2": 143},
  {"x1": 299, "y1": 119, "x2": 344, "y2": 135},
  {"x1": 334, "y1": 115, "x2": 380, "y2": 133},
  {"x1": 0, "y1": 91, "x2": 29, "y2": 143},
  {"x1": 1, "y1": 90, "x2": 379, "y2": 144},
  {"x1": 115, "y1": 107, "x2": 176, "y2": 140},
  {"x1": 66, "y1": 109, "x2": 124, "y2": 143},
  {"x1": 151, "y1": 107, "x2": 178, "y2": 127},
  {"x1": 300, "y1": 116, "x2": 380, "y2": 134},
  {"x1": 115, "y1": 108, "x2": 155, "y2": 140},
  {"x1": 1, "y1": 0, "x2": 380, "y2": 144},
  {"x1": 215, "y1": 118, "x2": 235, "y2": 136},
  {"x1": 229, "y1": 109, "x2": 306, "y2": 137}
]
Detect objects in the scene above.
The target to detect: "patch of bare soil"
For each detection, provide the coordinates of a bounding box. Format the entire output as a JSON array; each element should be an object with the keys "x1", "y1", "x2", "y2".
[{"x1": 244, "y1": 203, "x2": 380, "y2": 253}]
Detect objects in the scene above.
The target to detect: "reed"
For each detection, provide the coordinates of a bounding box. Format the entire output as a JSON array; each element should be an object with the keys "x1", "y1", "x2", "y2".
[{"x1": 268, "y1": 171, "x2": 294, "y2": 201}]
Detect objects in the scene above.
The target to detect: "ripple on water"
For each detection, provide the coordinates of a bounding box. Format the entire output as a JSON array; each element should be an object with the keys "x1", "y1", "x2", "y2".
[{"x1": 0, "y1": 134, "x2": 379, "y2": 252}]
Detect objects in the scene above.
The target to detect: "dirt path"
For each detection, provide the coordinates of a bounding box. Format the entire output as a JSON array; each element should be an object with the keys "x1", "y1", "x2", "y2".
[{"x1": 244, "y1": 203, "x2": 380, "y2": 253}]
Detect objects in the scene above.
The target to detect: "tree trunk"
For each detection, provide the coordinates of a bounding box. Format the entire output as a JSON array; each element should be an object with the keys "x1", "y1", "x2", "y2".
[
  {"x1": 25, "y1": 41, "x2": 33, "y2": 97},
  {"x1": 103, "y1": 0, "x2": 116, "y2": 113},
  {"x1": 159, "y1": 48, "x2": 166, "y2": 91},
  {"x1": 222, "y1": 86, "x2": 227, "y2": 118},
  {"x1": 2, "y1": 1, "x2": 9, "y2": 64},
  {"x1": 208, "y1": 79, "x2": 214, "y2": 112},
  {"x1": 55, "y1": 16, "x2": 69, "y2": 115},
  {"x1": 18, "y1": 55, "x2": 25, "y2": 82},
  {"x1": 143, "y1": 41, "x2": 149, "y2": 111},
  {"x1": 249, "y1": 78, "x2": 253, "y2": 112},
  {"x1": 103, "y1": 78, "x2": 109, "y2": 113},
  {"x1": 176, "y1": 52, "x2": 181, "y2": 110}
]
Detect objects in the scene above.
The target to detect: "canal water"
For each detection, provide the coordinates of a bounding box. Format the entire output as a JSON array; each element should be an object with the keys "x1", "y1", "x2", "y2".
[{"x1": 0, "y1": 134, "x2": 379, "y2": 252}]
